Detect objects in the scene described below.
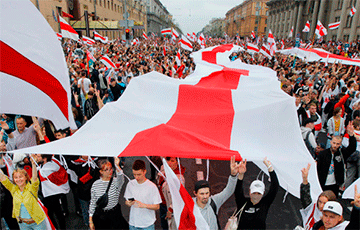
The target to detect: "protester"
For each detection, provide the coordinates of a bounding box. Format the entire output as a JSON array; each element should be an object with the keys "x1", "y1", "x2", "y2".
[
  {"x1": 124, "y1": 159, "x2": 162, "y2": 230},
  {"x1": 193, "y1": 156, "x2": 239, "y2": 230},
  {"x1": 0, "y1": 154, "x2": 47, "y2": 229},
  {"x1": 301, "y1": 118, "x2": 319, "y2": 158},
  {"x1": 235, "y1": 158, "x2": 279, "y2": 229},
  {"x1": 89, "y1": 158, "x2": 128, "y2": 230}
]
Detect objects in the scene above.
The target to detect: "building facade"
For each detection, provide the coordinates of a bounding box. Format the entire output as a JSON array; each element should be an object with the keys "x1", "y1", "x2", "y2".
[
  {"x1": 201, "y1": 18, "x2": 225, "y2": 38},
  {"x1": 30, "y1": 0, "x2": 147, "y2": 40},
  {"x1": 225, "y1": 0, "x2": 268, "y2": 38},
  {"x1": 267, "y1": 0, "x2": 360, "y2": 41},
  {"x1": 146, "y1": 0, "x2": 172, "y2": 35}
]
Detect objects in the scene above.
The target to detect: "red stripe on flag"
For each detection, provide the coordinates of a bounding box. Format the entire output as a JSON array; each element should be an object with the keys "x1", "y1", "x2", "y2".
[
  {"x1": 178, "y1": 185, "x2": 196, "y2": 230},
  {"x1": 120, "y1": 67, "x2": 247, "y2": 160},
  {"x1": 0, "y1": 41, "x2": 69, "y2": 120},
  {"x1": 202, "y1": 44, "x2": 234, "y2": 64},
  {"x1": 60, "y1": 21, "x2": 77, "y2": 35}
]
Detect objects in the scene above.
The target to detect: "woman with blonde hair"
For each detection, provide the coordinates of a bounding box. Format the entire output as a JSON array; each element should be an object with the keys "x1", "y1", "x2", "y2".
[{"x1": 0, "y1": 154, "x2": 47, "y2": 230}]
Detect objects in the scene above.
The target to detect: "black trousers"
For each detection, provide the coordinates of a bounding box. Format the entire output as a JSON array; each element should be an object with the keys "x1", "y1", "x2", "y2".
[
  {"x1": 43, "y1": 194, "x2": 67, "y2": 230},
  {"x1": 93, "y1": 204, "x2": 129, "y2": 230}
]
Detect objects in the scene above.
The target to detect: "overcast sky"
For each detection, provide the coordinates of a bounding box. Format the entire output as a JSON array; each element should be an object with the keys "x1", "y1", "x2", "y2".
[{"x1": 160, "y1": 0, "x2": 244, "y2": 34}]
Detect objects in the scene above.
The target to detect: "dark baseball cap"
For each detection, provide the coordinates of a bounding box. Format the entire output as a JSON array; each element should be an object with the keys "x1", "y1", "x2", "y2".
[{"x1": 194, "y1": 180, "x2": 210, "y2": 193}]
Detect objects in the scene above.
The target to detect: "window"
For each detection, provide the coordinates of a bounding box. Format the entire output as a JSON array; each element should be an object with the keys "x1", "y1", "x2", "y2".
[
  {"x1": 332, "y1": 35, "x2": 337, "y2": 40},
  {"x1": 335, "y1": 16, "x2": 340, "y2": 22},
  {"x1": 337, "y1": 0, "x2": 343, "y2": 9},
  {"x1": 99, "y1": 0, "x2": 102, "y2": 6},
  {"x1": 264, "y1": 26, "x2": 267, "y2": 32},
  {"x1": 255, "y1": 19, "x2": 259, "y2": 24},
  {"x1": 343, "y1": 34, "x2": 349, "y2": 41},
  {"x1": 346, "y1": 15, "x2": 352, "y2": 27},
  {"x1": 254, "y1": 26, "x2": 258, "y2": 32},
  {"x1": 265, "y1": 18, "x2": 267, "y2": 24},
  {"x1": 256, "y1": 11, "x2": 259, "y2": 16}
]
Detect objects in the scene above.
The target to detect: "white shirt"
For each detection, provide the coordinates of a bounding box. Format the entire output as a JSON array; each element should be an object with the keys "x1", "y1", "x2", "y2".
[
  {"x1": 124, "y1": 179, "x2": 162, "y2": 228},
  {"x1": 78, "y1": 77, "x2": 92, "y2": 94}
]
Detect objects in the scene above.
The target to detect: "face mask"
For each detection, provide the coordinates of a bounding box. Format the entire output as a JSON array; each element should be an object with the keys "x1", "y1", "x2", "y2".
[{"x1": 250, "y1": 193, "x2": 263, "y2": 204}]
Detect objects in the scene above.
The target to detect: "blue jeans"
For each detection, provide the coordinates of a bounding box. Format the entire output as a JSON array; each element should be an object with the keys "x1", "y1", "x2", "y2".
[
  {"x1": 79, "y1": 199, "x2": 90, "y2": 226},
  {"x1": 129, "y1": 224, "x2": 155, "y2": 230},
  {"x1": 19, "y1": 220, "x2": 46, "y2": 230}
]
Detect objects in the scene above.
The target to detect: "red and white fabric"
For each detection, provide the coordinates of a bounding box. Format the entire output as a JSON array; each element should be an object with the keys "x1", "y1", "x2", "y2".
[
  {"x1": 350, "y1": 5, "x2": 357, "y2": 16},
  {"x1": 94, "y1": 30, "x2": 108, "y2": 43},
  {"x1": 82, "y1": 35, "x2": 95, "y2": 45},
  {"x1": 163, "y1": 46, "x2": 166, "y2": 56},
  {"x1": 37, "y1": 198, "x2": 56, "y2": 230},
  {"x1": 0, "y1": 0, "x2": 76, "y2": 130},
  {"x1": 280, "y1": 40, "x2": 285, "y2": 50},
  {"x1": 172, "y1": 29, "x2": 179, "y2": 39},
  {"x1": 288, "y1": 26, "x2": 294, "y2": 38},
  {"x1": 191, "y1": 32, "x2": 197, "y2": 42},
  {"x1": 267, "y1": 30, "x2": 276, "y2": 55},
  {"x1": 176, "y1": 49, "x2": 181, "y2": 66},
  {"x1": 56, "y1": 32, "x2": 62, "y2": 41},
  {"x1": 305, "y1": 43, "x2": 313, "y2": 49},
  {"x1": 328, "y1": 21, "x2": 340, "y2": 30},
  {"x1": 260, "y1": 43, "x2": 272, "y2": 58},
  {"x1": 162, "y1": 158, "x2": 210, "y2": 230},
  {"x1": 246, "y1": 43, "x2": 259, "y2": 54},
  {"x1": 197, "y1": 33, "x2": 205, "y2": 48},
  {"x1": 132, "y1": 38, "x2": 140, "y2": 46},
  {"x1": 278, "y1": 47, "x2": 360, "y2": 66},
  {"x1": 59, "y1": 16, "x2": 79, "y2": 41},
  {"x1": 342, "y1": 177, "x2": 360, "y2": 199},
  {"x1": 100, "y1": 55, "x2": 116, "y2": 69},
  {"x1": 306, "y1": 110, "x2": 322, "y2": 132},
  {"x1": 251, "y1": 31, "x2": 256, "y2": 39},
  {"x1": 62, "y1": 11, "x2": 73, "y2": 18},
  {"x1": 142, "y1": 32, "x2": 148, "y2": 40},
  {"x1": 179, "y1": 35, "x2": 193, "y2": 51},
  {"x1": 87, "y1": 50, "x2": 96, "y2": 63},
  {"x1": 13, "y1": 44, "x2": 323, "y2": 201},
  {"x1": 161, "y1": 28, "x2": 172, "y2": 36},
  {"x1": 303, "y1": 21, "x2": 310, "y2": 32},
  {"x1": 300, "y1": 203, "x2": 322, "y2": 230},
  {"x1": 315, "y1": 20, "x2": 327, "y2": 38},
  {"x1": 39, "y1": 158, "x2": 70, "y2": 197}
]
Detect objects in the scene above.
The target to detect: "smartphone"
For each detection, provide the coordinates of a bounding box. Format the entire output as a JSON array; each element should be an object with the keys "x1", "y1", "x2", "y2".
[{"x1": 128, "y1": 198, "x2": 135, "y2": 201}]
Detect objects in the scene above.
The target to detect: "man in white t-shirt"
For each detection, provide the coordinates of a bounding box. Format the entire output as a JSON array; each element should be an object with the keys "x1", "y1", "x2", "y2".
[{"x1": 125, "y1": 160, "x2": 162, "y2": 230}]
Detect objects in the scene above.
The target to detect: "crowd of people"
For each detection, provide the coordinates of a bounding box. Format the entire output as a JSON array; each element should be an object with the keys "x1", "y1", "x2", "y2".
[{"x1": 1, "y1": 34, "x2": 360, "y2": 230}]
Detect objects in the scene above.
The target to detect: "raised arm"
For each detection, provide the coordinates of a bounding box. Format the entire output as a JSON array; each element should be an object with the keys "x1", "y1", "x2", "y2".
[
  {"x1": 263, "y1": 158, "x2": 279, "y2": 205},
  {"x1": 30, "y1": 154, "x2": 38, "y2": 183},
  {"x1": 300, "y1": 163, "x2": 312, "y2": 208}
]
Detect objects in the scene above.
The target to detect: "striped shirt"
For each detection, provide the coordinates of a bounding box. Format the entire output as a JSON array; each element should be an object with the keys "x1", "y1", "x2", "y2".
[{"x1": 89, "y1": 170, "x2": 124, "y2": 216}]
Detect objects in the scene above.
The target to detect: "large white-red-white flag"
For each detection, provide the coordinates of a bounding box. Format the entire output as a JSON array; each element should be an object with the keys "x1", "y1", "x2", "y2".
[
  {"x1": 59, "y1": 16, "x2": 79, "y2": 41},
  {"x1": 328, "y1": 21, "x2": 341, "y2": 30},
  {"x1": 172, "y1": 28, "x2": 179, "y2": 39},
  {"x1": 100, "y1": 55, "x2": 116, "y2": 68},
  {"x1": 315, "y1": 20, "x2": 327, "y2": 38},
  {"x1": 13, "y1": 44, "x2": 323, "y2": 201},
  {"x1": 179, "y1": 35, "x2": 193, "y2": 51},
  {"x1": 94, "y1": 31, "x2": 108, "y2": 43},
  {"x1": 303, "y1": 21, "x2": 310, "y2": 32},
  {"x1": 350, "y1": 5, "x2": 357, "y2": 16},
  {"x1": 0, "y1": 0, "x2": 76, "y2": 129},
  {"x1": 162, "y1": 158, "x2": 210, "y2": 230}
]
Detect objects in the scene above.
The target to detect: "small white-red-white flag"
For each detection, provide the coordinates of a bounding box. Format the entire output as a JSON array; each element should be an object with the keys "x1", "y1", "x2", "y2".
[
  {"x1": 251, "y1": 31, "x2": 256, "y2": 39},
  {"x1": 59, "y1": 16, "x2": 79, "y2": 41},
  {"x1": 288, "y1": 26, "x2": 294, "y2": 38},
  {"x1": 132, "y1": 38, "x2": 140, "y2": 46},
  {"x1": 328, "y1": 21, "x2": 341, "y2": 30},
  {"x1": 142, "y1": 32, "x2": 148, "y2": 40},
  {"x1": 305, "y1": 43, "x2": 313, "y2": 49},
  {"x1": 176, "y1": 49, "x2": 181, "y2": 66},
  {"x1": 161, "y1": 28, "x2": 172, "y2": 36},
  {"x1": 179, "y1": 35, "x2": 193, "y2": 51},
  {"x1": 267, "y1": 29, "x2": 275, "y2": 45},
  {"x1": 281, "y1": 39, "x2": 285, "y2": 50},
  {"x1": 260, "y1": 43, "x2": 272, "y2": 58},
  {"x1": 315, "y1": 20, "x2": 327, "y2": 38},
  {"x1": 82, "y1": 36, "x2": 95, "y2": 45},
  {"x1": 100, "y1": 55, "x2": 116, "y2": 69},
  {"x1": 56, "y1": 32, "x2": 62, "y2": 41},
  {"x1": 191, "y1": 32, "x2": 197, "y2": 42},
  {"x1": 197, "y1": 33, "x2": 205, "y2": 48},
  {"x1": 162, "y1": 158, "x2": 210, "y2": 230},
  {"x1": 172, "y1": 28, "x2": 179, "y2": 39},
  {"x1": 151, "y1": 32, "x2": 156, "y2": 37},
  {"x1": 350, "y1": 5, "x2": 357, "y2": 16},
  {"x1": 303, "y1": 21, "x2": 310, "y2": 32},
  {"x1": 94, "y1": 31, "x2": 108, "y2": 43},
  {"x1": 246, "y1": 43, "x2": 259, "y2": 53}
]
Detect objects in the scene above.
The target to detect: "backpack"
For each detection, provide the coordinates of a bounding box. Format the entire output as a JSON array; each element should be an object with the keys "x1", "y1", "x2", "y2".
[{"x1": 304, "y1": 131, "x2": 316, "y2": 159}]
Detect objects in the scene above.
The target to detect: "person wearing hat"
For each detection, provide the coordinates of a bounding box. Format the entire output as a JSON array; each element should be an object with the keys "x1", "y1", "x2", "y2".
[
  {"x1": 312, "y1": 185, "x2": 360, "y2": 230},
  {"x1": 235, "y1": 157, "x2": 279, "y2": 229},
  {"x1": 193, "y1": 156, "x2": 239, "y2": 230}
]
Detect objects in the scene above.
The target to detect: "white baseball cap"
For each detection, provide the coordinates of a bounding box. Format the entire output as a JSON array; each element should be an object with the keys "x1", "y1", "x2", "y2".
[
  {"x1": 250, "y1": 180, "x2": 265, "y2": 195},
  {"x1": 323, "y1": 201, "x2": 343, "y2": 216}
]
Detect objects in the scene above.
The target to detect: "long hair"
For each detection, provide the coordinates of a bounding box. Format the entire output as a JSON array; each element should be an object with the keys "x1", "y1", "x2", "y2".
[{"x1": 12, "y1": 169, "x2": 30, "y2": 184}]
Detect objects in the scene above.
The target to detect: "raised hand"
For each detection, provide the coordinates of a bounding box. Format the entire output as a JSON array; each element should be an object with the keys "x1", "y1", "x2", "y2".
[
  {"x1": 238, "y1": 159, "x2": 247, "y2": 175},
  {"x1": 263, "y1": 157, "x2": 273, "y2": 172},
  {"x1": 0, "y1": 120, "x2": 9, "y2": 130},
  {"x1": 301, "y1": 163, "x2": 311, "y2": 185},
  {"x1": 230, "y1": 155, "x2": 240, "y2": 176}
]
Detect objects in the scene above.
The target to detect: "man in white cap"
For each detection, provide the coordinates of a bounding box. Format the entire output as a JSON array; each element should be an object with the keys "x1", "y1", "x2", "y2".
[
  {"x1": 235, "y1": 158, "x2": 279, "y2": 229},
  {"x1": 312, "y1": 185, "x2": 360, "y2": 230}
]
